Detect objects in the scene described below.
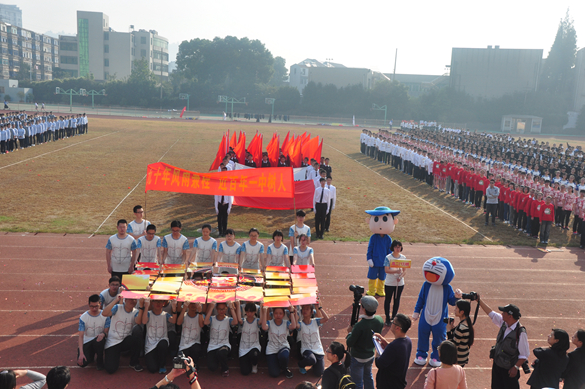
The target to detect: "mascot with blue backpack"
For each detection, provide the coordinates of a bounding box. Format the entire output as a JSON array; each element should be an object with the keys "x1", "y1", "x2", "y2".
[{"x1": 412, "y1": 257, "x2": 462, "y2": 367}]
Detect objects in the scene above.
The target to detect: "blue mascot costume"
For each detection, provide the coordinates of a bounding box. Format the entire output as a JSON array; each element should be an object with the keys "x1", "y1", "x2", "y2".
[
  {"x1": 412, "y1": 257, "x2": 461, "y2": 367},
  {"x1": 365, "y1": 206, "x2": 400, "y2": 297}
]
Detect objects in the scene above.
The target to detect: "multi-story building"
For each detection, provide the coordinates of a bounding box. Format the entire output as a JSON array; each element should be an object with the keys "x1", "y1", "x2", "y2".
[
  {"x1": 449, "y1": 46, "x2": 543, "y2": 99},
  {"x1": 0, "y1": 21, "x2": 59, "y2": 81},
  {"x1": 384, "y1": 73, "x2": 450, "y2": 98},
  {"x1": 0, "y1": 4, "x2": 21, "y2": 27},
  {"x1": 573, "y1": 47, "x2": 585, "y2": 114},
  {"x1": 58, "y1": 11, "x2": 169, "y2": 82}
]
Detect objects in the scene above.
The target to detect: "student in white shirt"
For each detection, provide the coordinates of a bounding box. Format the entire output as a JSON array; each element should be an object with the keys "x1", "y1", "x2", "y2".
[
  {"x1": 293, "y1": 234, "x2": 315, "y2": 266},
  {"x1": 238, "y1": 302, "x2": 262, "y2": 375},
  {"x1": 99, "y1": 276, "x2": 121, "y2": 308},
  {"x1": 289, "y1": 210, "x2": 311, "y2": 259},
  {"x1": 203, "y1": 301, "x2": 238, "y2": 377},
  {"x1": 239, "y1": 228, "x2": 264, "y2": 270},
  {"x1": 191, "y1": 224, "x2": 217, "y2": 263},
  {"x1": 78, "y1": 294, "x2": 110, "y2": 370},
  {"x1": 176, "y1": 302, "x2": 205, "y2": 369},
  {"x1": 161, "y1": 220, "x2": 190, "y2": 265},
  {"x1": 105, "y1": 219, "x2": 138, "y2": 280},
  {"x1": 313, "y1": 178, "x2": 330, "y2": 239},
  {"x1": 136, "y1": 224, "x2": 162, "y2": 264},
  {"x1": 324, "y1": 177, "x2": 337, "y2": 233},
  {"x1": 297, "y1": 302, "x2": 329, "y2": 376},
  {"x1": 217, "y1": 229, "x2": 241, "y2": 264},
  {"x1": 261, "y1": 305, "x2": 298, "y2": 378},
  {"x1": 214, "y1": 189, "x2": 233, "y2": 237},
  {"x1": 127, "y1": 205, "x2": 150, "y2": 239},
  {"x1": 266, "y1": 230, "x2": 290, "y2": 268},
  {"x1": 383, "y1": 240, "x2": 407, "y2": 326}
]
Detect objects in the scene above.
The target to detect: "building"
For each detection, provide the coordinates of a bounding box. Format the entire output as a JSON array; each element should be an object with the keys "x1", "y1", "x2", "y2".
[
  {"x1": 58, "y1": 35, "x2": 78, "y2": 78},
  {"x1": 0, "y1": 79, "x2": 32, "y2": 102},
  {"x1": 290, "y1": 59, "x2": 381, "y2": 93},
  {"x1": 573, "y1": 47, "x2": 585, "y2": 114},
  {"x1": 501, "y1": 114, "x2": 542, "y2": 133},
  {"x1": 0, "y1": 21, "x2": 59, "y2": 81},
  {"x1": 59, "y1": 11, "x2": 169, "y2": 81},
  {"x1": 450, "y1": 46, "x2": 543, "y2": 99},
  {"x1": 0, "y1": 4, "x2": 21, "y2": 27},
  {"x1": 384, "y1": 73, "x2": 450, "y2": 98},
  {"x1": 289, "y1": 59, "x2": 345, "y2": 93}
]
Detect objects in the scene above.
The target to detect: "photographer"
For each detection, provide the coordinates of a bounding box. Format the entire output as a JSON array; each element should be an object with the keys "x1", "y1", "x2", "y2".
[
  {"x1": 479, "y1": 298, "x2": 529, "y2": 389},
  {"x1": 149, "y1": 356, "x2": 200, "y2": 389},
  {"x1": 526, "y1": 329, "x2": 569, "y2": 389},
  {"x1": 346, "y1": 295, "x2": 384, "y2": 389},
  {"x1": 446, "y1": 300, "x2": 475, "y2": 367}
]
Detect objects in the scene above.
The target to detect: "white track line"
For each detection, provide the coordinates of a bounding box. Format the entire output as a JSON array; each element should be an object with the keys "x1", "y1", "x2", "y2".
[
  {"x1": 89, "y1": 138, "x2": 181, "y2": 237},
  {"x1": 327, "y1": 144, "x2": 492, "y2": 242},
  {"x1": 0, "y1": 131, "x2": 119, "y2": 171}
]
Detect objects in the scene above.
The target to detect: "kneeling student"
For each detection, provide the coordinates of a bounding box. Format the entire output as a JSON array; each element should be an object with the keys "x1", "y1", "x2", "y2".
[
  {"x1": 238, "y1": 302, "x2": 262, "y2": 375},
  {"x1": 78, "y1": 294, "x2": 110, "y2": 370}
]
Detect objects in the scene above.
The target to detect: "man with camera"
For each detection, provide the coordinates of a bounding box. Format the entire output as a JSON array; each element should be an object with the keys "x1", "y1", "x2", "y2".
[
  {"x1": 479, "y1": 298, "x2": 529, "y2": 389},
  {"x1": 149, "y1": 355, "x2": 200, "y2": 389}
]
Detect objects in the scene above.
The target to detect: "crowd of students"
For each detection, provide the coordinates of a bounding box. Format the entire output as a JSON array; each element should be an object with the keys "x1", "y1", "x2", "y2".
[
  {"x1": 361, "y1": 126, "x2": 585, "y2": 246},
  {"x1": 0, "y1": 111, "x2": 88, "y2": 154}
]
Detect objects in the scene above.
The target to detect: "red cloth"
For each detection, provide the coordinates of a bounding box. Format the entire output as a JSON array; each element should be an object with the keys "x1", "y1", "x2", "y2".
[
  {"x1": 531, "y1": 200, "x2": 544, "y2": 219},
  {"x1": 433, "y1": 162, "x2": 441, "y2": 176},
  {"x1": 525, "y1": 197, "x2": 534, "y2": 217},
  {"x1": 233, "y1": 179, "x2": 314, "y2": 210},
  {"x1": 209, "y1": 134, "x2": 227, "y2": 171},
  {"x1": 540, "y1": 203, "x2": 555, "y2": 221}
]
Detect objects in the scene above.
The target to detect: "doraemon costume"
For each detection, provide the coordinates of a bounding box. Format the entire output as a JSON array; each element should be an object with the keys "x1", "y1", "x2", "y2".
[
  {"x1": 365, "y1": 206, "x2": 400, "y2": 297},
  {"x1": 412, "y1": 257, "x2": 459, "y2": 367}
]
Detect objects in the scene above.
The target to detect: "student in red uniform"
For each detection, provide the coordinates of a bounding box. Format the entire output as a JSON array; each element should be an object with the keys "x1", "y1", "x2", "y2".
[
  {"x1": 468, "y1": 168, "x2": 477, "y2": 207},
  {"x1": 540, "y1": 196, "x2": 555, "y2": 244},
  {"x1": 475, "y1": 170, "x2": 488, "y2": 211},
  {"x1": 531, "y1": 193, "x2": 544, "y2": 239},
  {"x1": 432, "y1": 160, "x2": 441, "y2": 190},
  {"x1": 524, "y1": 189, "x2": 535, "y2": 236}
]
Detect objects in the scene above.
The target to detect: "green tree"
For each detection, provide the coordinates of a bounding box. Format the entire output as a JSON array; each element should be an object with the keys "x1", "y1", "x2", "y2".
[
  {"x1": 539, "y1": 10, "x2": 577, "y2": 97},
  {"x1": 16, "y1": 62, "x2": 31, "y2": 81},
  {"x1": 269, "y1": 56, "x2": 287, "y2": 86}
]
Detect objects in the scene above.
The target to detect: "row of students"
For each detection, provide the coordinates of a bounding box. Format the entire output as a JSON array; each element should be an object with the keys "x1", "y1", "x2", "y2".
[{"x1": 78, "y1": 293, "x2": 329, "y2": 379}]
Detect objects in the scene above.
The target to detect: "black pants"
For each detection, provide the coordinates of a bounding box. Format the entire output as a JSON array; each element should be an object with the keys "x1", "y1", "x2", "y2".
[
  {"x1": 324, "y1": 200, "x2": 333, "y2": 231},
  {"x1": 475, "y1": 190, "x2": 483, "y2": 208},
  {"x1": 208, "y1": 346, "x2": 230, "y2": 372},
  {"x1": 104, "y1": 325, "x2": 143, "y2": 374},
  {"x1": 486, "y1": 203, "x2": 497, "y2": 224},
  {"x1": 574, "y1": 216, "x2": 582, "y2": 233},
  {"x1": 518, "y1": 210, "x2": 527, "y2": 230},
  {"x1": 491, "y1": 362, "x2": 519, "y2": 389},
  {"x1": 562, "y1": 210, "x2": 572, "y2": 228},
  {"x1": 181, "y1": 343, "x2": 202, "y2": 368},
  {"x1": 555, "y1": 207, "x2": 563, "y2": 224},
  {"x1": 315, "y1": 203, "x2": 327, "y2": 238},
  {"x1": 78, "y1": 337, "x2": 105, "y2": 368},
  {"x1": 531, "y1": 217, "x2": 540, "y2": 238},
  {"x1": 145, "y1": 339, "x2": 169, "y2": 373},
  {"x1": 384, "y1": 285, "x2": 404, "y2": 321},
  {"x1": 217, "y1": 203, "x2": 229, "y2": 235},
  {"x1": 239, "y1": 348, "x2": 260, "y2": 375}
]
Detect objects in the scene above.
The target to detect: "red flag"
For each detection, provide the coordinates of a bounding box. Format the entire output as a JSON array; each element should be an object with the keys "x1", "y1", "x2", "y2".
[
  {"x1": 229, "y1": 131, "x2": 237, "y2": 150},
  {"x1": 302, "y1": 136, "x2": 319, "y2": 162},
  {"x1": 314, "y1": 138, "x2": 323, "y2": 162},
  {"x1": 290, "y1": 135, "x2": 302, "y2": 167},
  {"x1": 281, "y1": 131, "x2": 290, "y2": 155},
  {"x1": 180, "y1": 107, "x2": 186, "y2": 118},
  {"x1": 209, "y1": 134, "x2": 227, "y2": 171},
  {"x1": 254, "y1": 134, "x2": 263, "y2": 166},
  {"x1": 301, "y1": 132, "x2": 310, "y2": 144},
  {"x1": 234, "y1": 132, "x2": 246, "y2": 164},
  {"x1": 267, "y1": 134, "x2": 280, "y2": 166}
]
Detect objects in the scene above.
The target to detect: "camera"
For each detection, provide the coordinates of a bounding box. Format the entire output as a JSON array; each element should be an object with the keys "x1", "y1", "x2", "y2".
[
  {"x1": 442, "y1": 317, "x2": 454, "y2": 324},
  {"x1": 521, "y1": 360, "x2": 531, "y2": 374},
  {"x1": 461, "y1": 291, "x2": 478, "y2": 301},
  {"x1": 173, "y1": 351, "x2": 189, "y2": 369},
  {"x1": 349, "y1": 285, "x2": 364, "y2": 299}
]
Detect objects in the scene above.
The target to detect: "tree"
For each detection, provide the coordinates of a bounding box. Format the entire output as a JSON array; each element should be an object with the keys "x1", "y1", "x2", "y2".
[
  {"x1": 539, "y1": 10, "x2": 577, "y2": 97},
  {"x1": 269, "y1": 56, "x2": 288, "y2": 86},
  {"x1": 16, "y1": 91, "x2": 24, "y2": 102},
  {"x1": 16, "y1": 62, "x2": 31, "y2": 81}
]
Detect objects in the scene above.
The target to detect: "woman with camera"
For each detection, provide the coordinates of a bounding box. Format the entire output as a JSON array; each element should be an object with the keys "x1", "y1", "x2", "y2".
[
  {"x1": 149, "y1": 355, "x2": 200, "y2": 389},
  {"x1": 526, "y1": 328, "x2": 570, "y2": 389},
  {"x1": 446, "y1": 300, "x2": 475, "y2": 367}
]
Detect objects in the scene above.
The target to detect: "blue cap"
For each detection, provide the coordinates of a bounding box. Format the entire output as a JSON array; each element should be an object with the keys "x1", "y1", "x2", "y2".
[{"x1": 365, "y1": 206, "x2": 400, "y2": 216}]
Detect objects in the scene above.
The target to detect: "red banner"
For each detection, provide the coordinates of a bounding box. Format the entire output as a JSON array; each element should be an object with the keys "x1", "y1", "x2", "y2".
[
  {"x1": 146, "y1": 162, "x2": 295, "y2": 198},
  {"x1": 233, "y1": 179, "x2": 314, "y2": 210}
]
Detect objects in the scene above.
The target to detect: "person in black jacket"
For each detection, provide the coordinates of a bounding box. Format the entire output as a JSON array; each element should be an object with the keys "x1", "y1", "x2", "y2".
[
  {"x1": 562, "y1": 329, "x2": 585, "y2": 389},
  {"x1": 321, "y1": 342, "x2": 348, "y2": 389},
  {"x1": 527, "y1": 328, "x2": 570, "y2": 389}
]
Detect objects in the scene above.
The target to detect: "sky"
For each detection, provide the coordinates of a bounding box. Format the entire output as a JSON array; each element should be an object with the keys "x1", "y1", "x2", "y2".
[{"x1": 15, "y1": 0, "x2": 585, "y2": 76}]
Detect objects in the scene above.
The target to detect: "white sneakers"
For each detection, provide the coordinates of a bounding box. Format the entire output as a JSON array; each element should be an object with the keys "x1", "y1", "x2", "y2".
[
  {"x1": 429, "y1": 358, "x2": 442, "y2": 367},
  {"x1": 414, "y1": 357, "x2": 442, "y2": 367},
  {"x1": 252, "y1": 365, "x2": 258, "y2": 374}
]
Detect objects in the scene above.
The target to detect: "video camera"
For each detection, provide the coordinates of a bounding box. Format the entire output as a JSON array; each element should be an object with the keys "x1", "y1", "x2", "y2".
[
  {"x1": 442, "y1": 317, "x2": 454, "y2": 324},
  {"x1": 173, "y1": 351, "x2": 190, "y2": 370},
  {"x1": 349, "y1": 284, "x2": 364, "y2": 300}
]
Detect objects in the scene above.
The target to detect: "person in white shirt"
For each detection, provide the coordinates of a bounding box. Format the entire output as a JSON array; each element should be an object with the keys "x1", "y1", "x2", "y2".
[
  {"x1": 239, "y1": 228, "x2": 265, "y2": 270},
  {"x1": 99, "y1": 276, "x2": 121, "y2": 308},
  {"x1": 313, "y1": 178, "x2": 330, "y2": 239},
  {"x1": 214, "y1": 191, "x2": 233, "y2": 237},
  {"x1": 217, "y1": 229, "x2": 241, "y2": 264},
  {"x1": 77, "y1": 294, "x2": 110, "y2": 370},
  {"x1": 161, "y1": 220, "x2": 190, "y2": 265},
  {"x1": 176, "y1": 301, "x2": 205, "y2": 369},
  {"x1": 127, "y1": 205, "x2": 150, "y2": 239},
  {"x1": 136, "y1": 224, "x2": 162, "y2": 264},
  {"x1": 289, "y1": 211, "x2": 311, "y2": 256},
  {"x1": 324, "y1": 177, "x2": 337, "y2": 233},
  {"x1": 191, "y1": 224, "x2": 217, "y2": 263},
  {"x1": 203, "y1": 301, "x2": 238, "y2": 377},
  {"x1": 266, "y1": 230, "x2": 290, "y2": 268},
  {"x1": 238, "y1": 302, "x2": 263, "y2": 375},
  {"x1": 105, "y1": 219, "x2": 138, "y2": 280},
  {"x1": 383, "y1": 240, "x2": 407, "y2": 326},
  {"x1": 293, "y1": 235, "x2": 315, "y2": 266}
]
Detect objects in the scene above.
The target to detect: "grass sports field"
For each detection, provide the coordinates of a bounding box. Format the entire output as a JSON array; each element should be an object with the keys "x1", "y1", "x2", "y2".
[{"x1": 1, "y1": 116, "x2": 584, "y2": 247}]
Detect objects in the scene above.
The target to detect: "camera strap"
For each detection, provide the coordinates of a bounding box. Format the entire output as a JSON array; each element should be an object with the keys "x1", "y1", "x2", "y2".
[{"x1": 472, "y1": 300, "x2": 480, "y2": 325}]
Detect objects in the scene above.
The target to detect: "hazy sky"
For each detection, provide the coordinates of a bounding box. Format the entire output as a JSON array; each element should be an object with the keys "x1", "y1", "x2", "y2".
[{"x1": 16, "y1": 0, "x2": 585, "y2": 76}]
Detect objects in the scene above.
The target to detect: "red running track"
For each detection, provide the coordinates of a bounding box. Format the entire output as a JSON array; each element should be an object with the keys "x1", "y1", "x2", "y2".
[{"x1": 1, "y1": 233, "x2": 585, "y2": 388}]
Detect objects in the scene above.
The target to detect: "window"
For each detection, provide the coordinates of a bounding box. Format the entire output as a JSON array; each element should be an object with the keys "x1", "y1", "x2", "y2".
[
  {"x1": 54, "y1": 57, "x2": 58, "y2": 64},
  {"x1": 141, "y1": 49, "x2": 146, "y2": 57},
  {"x1": 153, "y1": 37, "x2": 168, "y2": 49},
  {"x1": 104, "y1": 45, "x2": 109, "y2": 53},
  {"x1": 60, "y1": 56, "x2": 77, "y2": 64},
  {"x1": 0, "y1": 86, "x2": 5, "y2": 93},
  {"x1": 0, "y1": 25, "x2": 5, "y2": 32},
  {"x1": 78, "y1": 18, "x2": 90, "y2": 77},
  {"x1": 131, "y1": 47, "x2": 135, "y2": 56},
  {"x1": 140, "y1": 36, "x2": 146, "y2": 44},
  {"x1": 10, "y1": 27, "x2": 17, "y2": 34},
  {"x1": 104, "y1": 58, "x2": 109, "y2": 67},
  {"x1": 61, "y1": 42, "x2": 77, "y2": 51},
  {"x1": 0, "y1": 59, "x2": 6, "y2": 65},
  {"x1": 104, "y1": 31, "x2": 109, "y2": 40}
]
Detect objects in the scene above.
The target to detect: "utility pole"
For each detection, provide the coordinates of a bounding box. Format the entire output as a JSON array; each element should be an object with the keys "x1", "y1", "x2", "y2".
[{"x1": 392, "y1": 49, "x2": 397, "y2": 82}]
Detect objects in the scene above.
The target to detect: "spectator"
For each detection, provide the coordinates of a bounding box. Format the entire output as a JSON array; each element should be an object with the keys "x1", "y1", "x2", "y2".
[
  {"x1": 423, "y1": 340, "x2": 468, "y2": 389},
  {"x1": 149, "y1": 356, "x2": 200, "y2": 389},
  {"x1": 321, "y1": 342, "x2": 349, "y2": 389},
  {"x1": 46, "y1": 366, "x2": 70, "y2": 389},
  {"x1": 446, "y1": 300, "x2": 475, "y2": 367},
  {"x1": 373, "y1": 313, "x2": 413, "y2": 389},
  {"x1": 562, "y1": 329, "x2": 585, "y2": 389},
  {"x1": 527, "y1": 329, "x2": 570, "y2": 389},
  {"x1": 346, "y1": 295, "x2": 384, "y2": 389},
  {"x1": 0, "y1": 369, "x2": 46, "y2": 389}
]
